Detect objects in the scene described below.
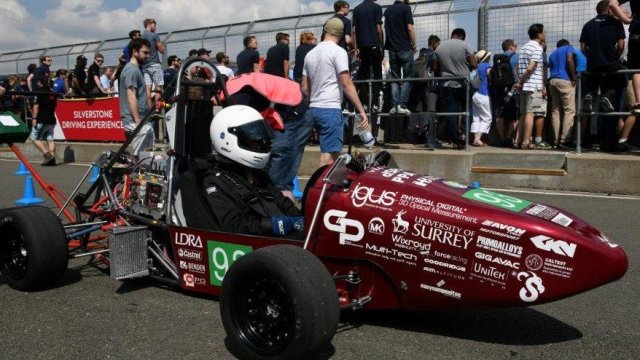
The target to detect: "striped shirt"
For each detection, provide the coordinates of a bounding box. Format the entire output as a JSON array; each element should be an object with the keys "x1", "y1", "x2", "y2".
[{"x1": 517, "y1": 40, "x2": 544, "y2": 91}]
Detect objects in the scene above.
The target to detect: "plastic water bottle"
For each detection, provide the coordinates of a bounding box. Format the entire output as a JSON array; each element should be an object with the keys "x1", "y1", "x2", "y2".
[
  {"x1": 503, "y1": 89, "x2": 517, "y2": 103},
  {"x1": 355, "y1": 114, "x2": 375, "y2": 149}
]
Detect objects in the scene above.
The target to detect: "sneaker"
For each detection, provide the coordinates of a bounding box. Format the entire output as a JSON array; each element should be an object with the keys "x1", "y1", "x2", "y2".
[
  {"x1": 41, "y1": 153, "x2": 55, "y2": 166},
  {"x1": 616, "y1": 141, "x2": 631, "y2": 152},
  {"x1": 599, "y1": 97, "x2": 615, "y2": 113},
  {"x1": 389, "y1": 106, "x2": 397, "y2": 115},
  {"x1": 632, "y1": 103, "x2": 640, "y2": 114},
  {"x1": 534, "y1": 141, "x2": 552, "y2": 150},
  {"x1": 425, "y1": 143, "x2": 435, "y2": 151},
  {"x1": 557, "y1": 141, "x2": 574, "y2": 150},
  {"x1": 396, "y1": 105, "x2": 411, "y2": 115},
  {"x1": 583, "y1": 94, "x2": 592, "y2": 113}
]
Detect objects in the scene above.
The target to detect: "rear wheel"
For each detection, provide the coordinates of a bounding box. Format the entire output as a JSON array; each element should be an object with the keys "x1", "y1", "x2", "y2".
[
  {"x1": 220, "y1": 245, "x2": 339, "y2": 360},
  {"x1": 0, "y1": 206, "x2": 68, "y2": 290}
]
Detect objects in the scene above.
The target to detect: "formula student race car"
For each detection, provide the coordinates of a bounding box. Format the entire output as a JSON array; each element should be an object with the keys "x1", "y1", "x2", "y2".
[{"x1": 0, "y1": 57, "x2": 628, "y2": 360}]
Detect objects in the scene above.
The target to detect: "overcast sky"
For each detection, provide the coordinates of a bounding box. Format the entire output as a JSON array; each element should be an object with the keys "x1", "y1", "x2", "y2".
[{"x1": 0, "y1": 0, "x2": 399, "y2": 53}]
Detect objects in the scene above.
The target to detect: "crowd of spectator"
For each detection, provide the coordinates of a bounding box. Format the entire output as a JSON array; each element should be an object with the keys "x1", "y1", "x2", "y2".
[{"x1": 1, "y1": 0, "x2": 639, "y2": 158}]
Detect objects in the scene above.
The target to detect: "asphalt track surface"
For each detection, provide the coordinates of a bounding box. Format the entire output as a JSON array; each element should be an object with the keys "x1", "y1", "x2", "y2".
[{"x1": 0, "y1": 159, "x2": 638, "y2": 360}]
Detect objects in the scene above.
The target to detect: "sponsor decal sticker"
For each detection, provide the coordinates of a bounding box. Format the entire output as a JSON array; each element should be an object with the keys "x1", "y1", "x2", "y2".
[
  {"x1": 434, "y1": 250, "x2": 468, "y2": 265},
  {"x1": 480, "y1": 220, "x2": 526, "y2": 239},
  {"x1": 412, "y1": 175, "x2": 439, "y2": 187},
  {"x1": 475, "y1": 251, "x2": 520, "y2": 269},
  {"x1": 551, "y1": 213, "x2": 573, "y2": 227},
  {"x1": 597, "y1": 233, "x2": 619, "y2": 248},
  {"x1": 470, "y1": 262, "x2": 508, "y2": 286},
  {"x1": 183, "y1": 273, "x2": 195, "y2": 287},
  {"x1": 442, "y1": 180, "x2": 468, "y2": 189},
  {"x1": 530, "y1": 235, "x2": 576, "y2": 258},
  {"x1": 174, "y1": 232, "x2": 203, "y2": 248},
  {"x1": 424, "y1": 258, "x2": 466, "y2": 272},
  {"x1": 178, "y1": 248, "x2": 202, "y2": 261},
  {"x1": 398, "y1": 196, "x2": 477, "y2": 223},
  {"x1": 208, "y1": 241, "x2": 253, "y2": 286},
  {"x1": 364, "y1": 243, "x2": 418, "y2": 266},
  {"x1": 179, "y1": 260, "x2": 206, "y2": 274},
  {"x1": 517, "y1": 271, "x2": 545, "y2": 303},
  {"x1": 351, "y1": 184, "x2": 396, "y2": 210},
  {"x1": 392, "y1": 210, "x2": 410, "y2": 234},
  {"x1": 541, "y1": 258, "x2": 574, "y2": 278},
  {"x1": 525, "y1": 254, "x2": 543, "y2": 271},
  {"x1": 476, "y1": 235, "x2": 523, "y2": 258},
  {"x1": 391, "y1": 234, "x2": 431, "y2": 252},
  {"x1": 420, "y1": 280, "x2": 462, "y2": 299},
  {"x1": 412, "y1": 217, "x2": 476, "y2": 250},
  {"x1": 324, "y1": 210, "x2": 365, "y2": 246},
  {"x1": 368, "y1": 217, "x2": 385, "y2": 235},
  {"x1": 463, "y1": 189, "x2": 532, "y2": 212}
]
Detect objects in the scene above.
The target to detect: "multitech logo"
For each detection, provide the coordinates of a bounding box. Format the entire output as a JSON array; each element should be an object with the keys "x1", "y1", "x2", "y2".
[
  {"x1": 530, "y1": 235, "x2": 576, "y2": 258},
  {"x1": 324, "y1": 210, "x2": 364, "y2": 245}
]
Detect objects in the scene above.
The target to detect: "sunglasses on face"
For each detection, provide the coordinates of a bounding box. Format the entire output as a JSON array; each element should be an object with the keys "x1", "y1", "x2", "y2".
[{"x1": 96, "y1": 59, "x2": 103, "y2": 63}]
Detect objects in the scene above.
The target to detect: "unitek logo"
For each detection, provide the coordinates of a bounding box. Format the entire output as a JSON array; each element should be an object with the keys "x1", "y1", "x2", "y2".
[
  {"x1": 530, "y1": 235, "x2": 576, "y2": 258},
  {"x1": 324, "y1": 210, "x2": 364, "y2": 245}
]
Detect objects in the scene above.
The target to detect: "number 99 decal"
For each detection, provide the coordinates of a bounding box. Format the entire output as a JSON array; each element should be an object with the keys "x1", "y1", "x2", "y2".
[
  {"x1": 208, "y1": 241, "x2": 253, "y2": 286},
  {"x1": 462, "y1": 189, "x2": 532, "y2": 212}
]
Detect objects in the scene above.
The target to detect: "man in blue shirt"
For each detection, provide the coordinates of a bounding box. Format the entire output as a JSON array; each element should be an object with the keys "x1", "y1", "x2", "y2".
[{"x1": 548, "y1": 39, "x2": 577, "y2": 148}]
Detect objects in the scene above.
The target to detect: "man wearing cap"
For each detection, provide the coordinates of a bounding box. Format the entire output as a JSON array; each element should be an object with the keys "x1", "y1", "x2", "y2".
[
  {"x1": 195, "y1": 48, "x2": 215, "y2": 80},
  {"x1": 470, "y1": 50, "x2": 493, "y2": 147},
  {"x1": 302, "y1": 17, "x2": 369, "y2": 166},
  {"x1": 237, "y1": 36, "x2": 260, "y2": 75},
  {"x1": 215, "y1": 52, "x2": 235, "y2": 78},
  {"x1": 141, "y1": 18, "x2": 165, "y2": 108}
]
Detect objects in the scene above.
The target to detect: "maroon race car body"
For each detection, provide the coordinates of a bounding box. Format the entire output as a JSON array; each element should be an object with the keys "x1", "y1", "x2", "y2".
[{"x1": 169, "y1": 162, "x2": 627, "y2": 310}]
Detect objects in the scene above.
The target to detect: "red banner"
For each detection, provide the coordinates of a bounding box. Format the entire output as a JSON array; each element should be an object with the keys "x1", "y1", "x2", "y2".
[{"x1": 54, "y1": 97, "x2": 125, "y2": 141}]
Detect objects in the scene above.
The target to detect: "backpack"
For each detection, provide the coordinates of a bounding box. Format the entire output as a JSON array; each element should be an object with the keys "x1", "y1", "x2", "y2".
[
  {"x1": 413, "y1": 54, "x2": 433, "y2": 82},
  {"x1": 490, "y1": 53, "x2": 515, "y2": 91}
]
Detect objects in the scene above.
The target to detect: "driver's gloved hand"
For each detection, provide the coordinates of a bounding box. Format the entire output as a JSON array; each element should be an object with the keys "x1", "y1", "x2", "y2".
[{"x1": 271, "y1": 216, "x2": 305, "y2": 236}]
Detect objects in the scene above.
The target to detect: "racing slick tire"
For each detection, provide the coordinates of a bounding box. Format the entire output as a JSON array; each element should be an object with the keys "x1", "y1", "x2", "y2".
[
  {"x1": 0, "y1": 206, "x2": 68, "y2": 291},
  {"x1": 220, "y1": 244, "x2": 339, "y2": 360}
]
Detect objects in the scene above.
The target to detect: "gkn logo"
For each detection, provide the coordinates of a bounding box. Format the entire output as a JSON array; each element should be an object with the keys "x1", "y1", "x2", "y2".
[
  {"x1": 530, "y1": 235, "x2": 576, "y2": 258},
  {"x1": 324, "y1": 210, "x2": 364, "y2": 245}
]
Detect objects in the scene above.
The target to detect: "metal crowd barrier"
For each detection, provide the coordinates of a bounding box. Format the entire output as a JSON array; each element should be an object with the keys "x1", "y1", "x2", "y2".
[
  {"x1": 352, "y1": 75, "x2": 472, "y2": 151},
  {"x1": 576, "y1": 69, "x2": 639, "y2": 155}
]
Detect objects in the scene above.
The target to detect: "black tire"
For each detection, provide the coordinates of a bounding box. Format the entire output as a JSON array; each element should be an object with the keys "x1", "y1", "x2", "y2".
[
  {"x1": 0, "y1": 206, "x2": 68, "y2": 290},
  {"x1": 220, "y1": 245, "x2": 339, "y2": 360}
]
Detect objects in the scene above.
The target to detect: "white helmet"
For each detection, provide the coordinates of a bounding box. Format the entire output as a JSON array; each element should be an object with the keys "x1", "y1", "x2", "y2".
[{"x1": 210, "y1": 105, "x2": 274, "y2": 169}]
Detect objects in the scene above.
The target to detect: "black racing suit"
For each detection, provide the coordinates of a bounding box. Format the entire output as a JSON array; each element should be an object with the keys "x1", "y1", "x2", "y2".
[{"x1": 202, "y1": 161, "x2": 302, "y2": 236}]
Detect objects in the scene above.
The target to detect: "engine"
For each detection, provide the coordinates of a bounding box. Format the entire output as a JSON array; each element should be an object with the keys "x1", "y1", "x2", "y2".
[{"x1": 126, "y1": 151, "x2": 169, "y2": 220}]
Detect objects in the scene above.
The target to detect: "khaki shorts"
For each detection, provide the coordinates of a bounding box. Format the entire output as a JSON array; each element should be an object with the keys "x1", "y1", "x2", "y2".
[{"x1": 520, "y1": 90, "x2": 547, "y2": 116}]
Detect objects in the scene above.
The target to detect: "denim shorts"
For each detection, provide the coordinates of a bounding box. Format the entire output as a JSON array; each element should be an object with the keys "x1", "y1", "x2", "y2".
[
  {"x1": 311, "y1": 107, "x2": 344, "y2": 153},
  {"x1": 30, "y1": 123, "x2": 55, "y2": 141}
]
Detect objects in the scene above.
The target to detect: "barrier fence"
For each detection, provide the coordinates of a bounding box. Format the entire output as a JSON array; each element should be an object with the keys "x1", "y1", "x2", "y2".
[{"x1": 0, "y1": 0, "x2": 600, "y2": 76}]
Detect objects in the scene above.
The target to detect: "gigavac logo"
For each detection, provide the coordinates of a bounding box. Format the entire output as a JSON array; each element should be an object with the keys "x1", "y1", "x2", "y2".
[
  {"x1": 368, "y1": 217, "x2": 385, "y2": 235},
  {"x1": 174, "y1": 232, "x2": 203, "y2": 248},
  {"x1": 517, "y1": 271, "x2": 545, "y2": 303},
  {"x1": 324, "y1": 210, "x2": 364, "y2": 245},
  {"x1": 530, "y1": 235, "x2": 576, "y2": 258},
  {"x1": 351, "y1": 184, "x2": 396, "y2": 208}
]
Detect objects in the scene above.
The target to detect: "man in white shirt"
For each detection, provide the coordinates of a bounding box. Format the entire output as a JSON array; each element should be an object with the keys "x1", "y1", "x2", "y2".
[
  {"x1": 215, "y1": 52, "x2": 235, "y2": 78},
  {"x1": 514, "y1": 23, "x2": 546, "y2": 149},
  {"x1": 100, "y1": 67, "x2": 113, "y2": 94},
  {"x1": 301, "y1": 17, "x2": 368, "y2": 166}
]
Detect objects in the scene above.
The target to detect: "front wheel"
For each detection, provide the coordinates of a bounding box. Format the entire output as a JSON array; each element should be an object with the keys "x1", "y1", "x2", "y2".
[
  {"x1": 220, "y1": 245, "x2": 339, "y2": 360},
  {"x1": 0, "y1": 206, "x2": 68, "y2": 290}
]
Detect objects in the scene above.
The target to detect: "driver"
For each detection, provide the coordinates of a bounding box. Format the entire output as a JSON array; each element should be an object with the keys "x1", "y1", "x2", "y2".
[{"x1": 203, "y1": 105, "x2": 304, "y2": 237}]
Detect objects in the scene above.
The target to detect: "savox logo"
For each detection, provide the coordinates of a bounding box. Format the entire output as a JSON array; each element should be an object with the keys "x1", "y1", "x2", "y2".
[
  {"x1": 517, "y1": 271, "x2": 545, "y2": 303},
  {"x1": 530, "y1": 235, "x2": 576, "y2": 258},
  {"x1": 323, "y1": 210, "x2": 364, "y2": 245}
]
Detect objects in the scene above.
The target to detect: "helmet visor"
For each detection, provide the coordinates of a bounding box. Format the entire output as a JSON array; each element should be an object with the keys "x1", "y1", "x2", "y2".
[{"x1": 229, "y1": 119, "x2": 274, "y2": 154}]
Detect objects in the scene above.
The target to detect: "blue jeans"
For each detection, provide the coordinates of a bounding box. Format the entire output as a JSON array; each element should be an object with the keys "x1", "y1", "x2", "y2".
[
  {"x1": 442, "y1": 86, "x2": 467, "y2": 144},
  {"x1": 268, "y1": 108, "x2": 314, "y2": 190},
  {"x1": 388, "y1": 50, "x2": 414, "y2": 107}
]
